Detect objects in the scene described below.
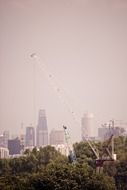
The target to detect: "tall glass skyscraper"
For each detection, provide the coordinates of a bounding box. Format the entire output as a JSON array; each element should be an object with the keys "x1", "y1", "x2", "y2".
[{"x1": 36, "y1": 109, "x2": 48, "y2": 147}]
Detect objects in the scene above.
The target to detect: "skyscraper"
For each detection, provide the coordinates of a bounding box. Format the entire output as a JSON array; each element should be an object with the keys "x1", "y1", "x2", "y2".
[
  {"x1": 25, "y1": 126, "x2": 35, "y2": 147},
  {"x1": 81, "y1": 113, "x2": 94, "y2": 139},
  {"x1": 36, "y1": 109, "x2": 48, "y2": 147}
]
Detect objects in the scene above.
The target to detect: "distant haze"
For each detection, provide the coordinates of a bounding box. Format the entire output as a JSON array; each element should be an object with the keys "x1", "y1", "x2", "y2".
[{"x1": 0, "y1": 0, "x2": 127, "y2": 142}]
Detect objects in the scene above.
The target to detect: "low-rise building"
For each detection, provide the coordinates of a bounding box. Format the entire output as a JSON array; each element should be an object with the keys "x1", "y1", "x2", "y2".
[{"x1": 8, "y1": 138, "x2": 21, "y2": 155}]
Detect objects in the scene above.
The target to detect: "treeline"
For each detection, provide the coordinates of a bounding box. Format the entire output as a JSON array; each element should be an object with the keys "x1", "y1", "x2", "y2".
[{"x1": 0, "y1": 136, "x2": 127, "y2": 190}]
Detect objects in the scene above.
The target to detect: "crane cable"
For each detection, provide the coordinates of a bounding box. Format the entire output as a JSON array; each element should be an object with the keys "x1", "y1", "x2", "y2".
[{"x1": 30, "y1": 53, "x2": 80, "y2": 127}]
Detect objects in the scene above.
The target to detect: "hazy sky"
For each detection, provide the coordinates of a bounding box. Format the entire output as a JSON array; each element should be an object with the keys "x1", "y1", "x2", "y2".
[{"x1": 0, "y1": 0, "x2": 127, "y2": 142}]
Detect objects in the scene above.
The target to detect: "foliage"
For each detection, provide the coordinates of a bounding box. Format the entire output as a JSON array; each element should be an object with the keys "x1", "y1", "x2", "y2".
[{"x1": 0, "y1": 137, "x2": 126, "y2": 189}]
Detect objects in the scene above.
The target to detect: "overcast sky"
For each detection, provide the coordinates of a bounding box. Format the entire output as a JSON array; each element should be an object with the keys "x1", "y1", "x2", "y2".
[{"x1": 0, "y1": 0, "x2": 127, "y2": 142}]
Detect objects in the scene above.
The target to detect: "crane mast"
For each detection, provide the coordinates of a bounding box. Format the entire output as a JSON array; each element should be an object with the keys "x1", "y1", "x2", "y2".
[
  {"x1": 63, "y1": 125, "x2": 77, "y2": 164},
  {"x1": 83, "y1": 120, "x2": 116, "y2": 173}
]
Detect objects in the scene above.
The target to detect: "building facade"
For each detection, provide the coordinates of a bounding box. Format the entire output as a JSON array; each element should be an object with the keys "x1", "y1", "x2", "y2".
[
  {"x1": 3, "y1": 131, "x2": 9, "y2": 148},
  {"x1": 0, "y1": 147, "x2": 9, "y2": 158},
  {"x1": 36, "y1": 109, "x2": 48, "y2": 147},
  {"x1": 98, "y1": 125, "x2": 126, "y2": 140},
  {"x1": 81, "y1": 113, "x2": 94, "y2": 139},
  {"x1": 52, "y1": 144, "x2": 68, "y2": 156},
  {"x1": 0, "y1": 131, "x2": 9, "y2": 148},
  {"x1": 8, "y1": 138, "x2": 21, "y2": 155},
  {"x1": 50, "y1": 129, "x2": 64, "y2": 145},
  {"x1": 25, "y1": 126, "x2": 35, "y2": 147},
  {"x1": 0, "y1": 135, "x2": 4, "y2": 147}
]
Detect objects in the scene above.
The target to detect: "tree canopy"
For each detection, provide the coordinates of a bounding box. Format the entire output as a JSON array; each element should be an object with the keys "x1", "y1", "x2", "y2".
[{"x1": 0, "y1": 136, "x2": 126, "y2": 189}]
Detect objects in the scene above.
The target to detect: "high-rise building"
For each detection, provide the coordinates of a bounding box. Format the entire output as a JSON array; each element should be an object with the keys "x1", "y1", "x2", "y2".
[
  {"x1": 81, "y1": 113, "x2": 94, "y2": 139},
  {"x1": 36, "y1": 109, "x2": 48, "y2": 147},
  {"x1": 25, "y1": 126, "x2": 35, "y2": 147},
  {"x1": 49, "y1": 129, "x2": 64, "y2": 145}
]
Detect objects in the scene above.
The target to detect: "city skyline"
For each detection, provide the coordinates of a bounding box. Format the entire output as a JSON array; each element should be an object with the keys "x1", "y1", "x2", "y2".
[
  {"x1": 0, "y1": 0, "x2": 127, "y2": 142},
  {"x1": 0, "y1": 109, "x2": 126, "y2": 144}
]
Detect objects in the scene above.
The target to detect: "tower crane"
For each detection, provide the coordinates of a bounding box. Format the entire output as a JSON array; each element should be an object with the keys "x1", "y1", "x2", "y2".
[
  {"x1": 63, "y1": 125, "x2": 77, "y2": 164},
  {"x1": 95, "y1": 134, "x2": 115, "y2": 173},
  {"x1": 83, "y1": 120, "x2": 116, "y2": 173},
  {"x1": 30, "y1": 54, "x2": 116, "y2": 172}
]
